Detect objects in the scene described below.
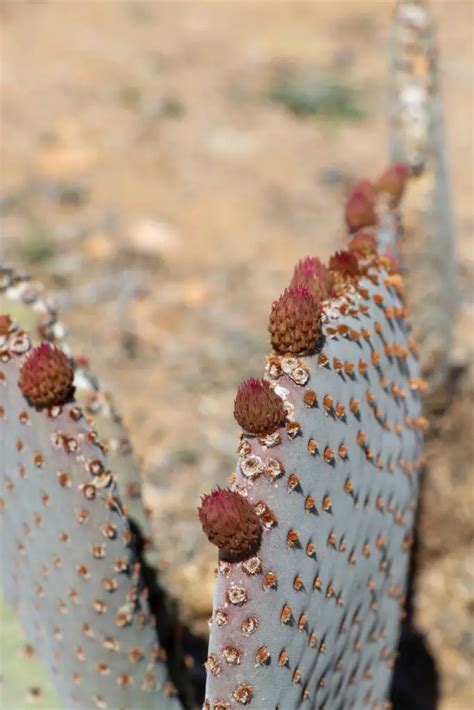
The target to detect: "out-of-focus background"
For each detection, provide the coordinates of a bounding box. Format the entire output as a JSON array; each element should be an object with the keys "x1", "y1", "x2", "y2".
[{"x1": 1, "y1": 1, "x2": 473, "y2": 708}]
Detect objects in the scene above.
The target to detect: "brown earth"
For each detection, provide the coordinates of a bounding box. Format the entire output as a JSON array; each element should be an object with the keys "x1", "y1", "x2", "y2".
[{"x1": 1, "y1": 1, "x2": 473, "y2": 709}]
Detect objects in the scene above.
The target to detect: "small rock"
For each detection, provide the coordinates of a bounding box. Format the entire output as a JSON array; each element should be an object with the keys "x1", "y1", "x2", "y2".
[
  {"x1": 127, "y1": 218, "x2": 180, "y2": 257},
  {"x1": 83, "y1": 233, "x2": 116, "y2": 261}
]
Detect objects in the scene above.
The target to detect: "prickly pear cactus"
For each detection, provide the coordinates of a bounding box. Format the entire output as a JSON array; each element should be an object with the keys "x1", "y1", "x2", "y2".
[
  {"x1": 202, "y1": 170, "x2": 425, "y2": 709},
  {"x1": 0, "y1": 266, "x2": 175, "y2": 708},
  {"x1": 389, "y1": 0, "x2": 457, "y2": 400},
  {"x1": 0, "y1": 326, "x2": 183, "y2": 708},
  {"x1": 0, "y1": 266, "x2": 156, "y2": 563}
]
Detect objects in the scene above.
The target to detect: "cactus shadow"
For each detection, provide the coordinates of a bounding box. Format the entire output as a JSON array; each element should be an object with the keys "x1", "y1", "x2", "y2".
[
  {"x1": 390, "y1": 624, "x2": 439, "y2": 710},
  {"x1": 389, "y1": 515, "x2": 439, "y2": 710},
  {"x1": 129, "y1": 520, "x2": 207, "y2": 708}
]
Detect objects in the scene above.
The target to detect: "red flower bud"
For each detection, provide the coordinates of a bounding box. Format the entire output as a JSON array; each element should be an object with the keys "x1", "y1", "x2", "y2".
[
  {"x1": 234, "y1": 378, "x2": 285, "y2": 436},
  {"x1": 345, "y1": 179, "x2": 377, "y2": 231},
  {"x1": 268, "y1": 285, "x2": 321, "y2": 355},
  {"x1": 198, "y1": 487, "x2": 262, "y2": 552},
  {"x1": 329, "y1": 250, "x2": 360, "y2": 277},
  {"x1": 19, "y1": 343, "x2": 75, "y2": 408},
  {"x1": 376, "y1": 162, "x2": 408, "y2": 205},
  {"x1": 290, "y1": 257, "x2": 333, "y2": 300},
  {"x1": 347, "y1": 230, "x2": 378, "y2": 256}
]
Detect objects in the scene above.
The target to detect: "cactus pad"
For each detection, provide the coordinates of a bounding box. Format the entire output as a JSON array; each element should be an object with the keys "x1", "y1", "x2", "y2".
[
  {"x1": 204, "y1": 177, "x2": 424, "y2": 709},
  {"x1": 0, "y1": 327, "x2": 182, "y2": 709}
]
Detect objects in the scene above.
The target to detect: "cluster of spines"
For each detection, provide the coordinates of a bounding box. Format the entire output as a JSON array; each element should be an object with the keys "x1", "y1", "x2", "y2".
[{"x1": 200, "y1": 165, "x2": 424, "y2": 709}]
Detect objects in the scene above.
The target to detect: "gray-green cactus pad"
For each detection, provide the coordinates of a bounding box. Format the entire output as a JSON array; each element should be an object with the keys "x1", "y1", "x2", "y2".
[
  {"x1": 0, "y1": 331, "x2": 182, "y2": 710},
  {"x1": 205, "y1": 262, "x2": 423, "y2": 709}
]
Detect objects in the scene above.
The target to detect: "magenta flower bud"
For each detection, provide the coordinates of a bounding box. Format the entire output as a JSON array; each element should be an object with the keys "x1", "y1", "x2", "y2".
[
  {"x1": 19, "y1": 343, "x2": 75, "y2": 408},
  {"x1": 198, "y1": 487, "x2": 262, "y2": 552},
  {"x1": 329, "y1": 250, "x2": 360, "y2": 277},
  {"x1": 290, "y1": 257, "x2": 333, "y2": 301},
  {"x1": 268, "y1": 285, "x2": 321, "y2": 355},
  {"x1": 234, "y1": 378, "x2": 285, "y2": 436},
  {"x1": 345, "y1": 179, "x2": 377, "y2": 231},
  {"x1": 347, "y1": 230, "x2": 378, "y2": 256}
]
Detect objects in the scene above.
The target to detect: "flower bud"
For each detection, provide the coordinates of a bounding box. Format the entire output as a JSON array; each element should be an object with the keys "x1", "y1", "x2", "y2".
[
  {"x1": 198, "y1": 488, "x2": 262, "y2": 552},
  {"x1": 268, "y1": 286, "x2": 321, "y2": 355},
  {"x1": 19, "y1": 343, "x2": 75, "y2": 408},
  {"x1": 345, "y1": 179, "x2": 377, "y2": 231},
  {"x1": 234, "y1": 378, "x2": 285, "y2": 436},
  {"x1": 290, "y1": 257, "x2": 332, "y2": 300},
  {"x1": 329, "y1": 250, "x2": 360, "y2": 277}
]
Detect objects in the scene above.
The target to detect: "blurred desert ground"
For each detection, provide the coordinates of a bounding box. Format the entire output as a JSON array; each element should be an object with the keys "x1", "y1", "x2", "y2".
[{"x1": 1, "y1": 0, "x2": 473, "y2": 708}]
